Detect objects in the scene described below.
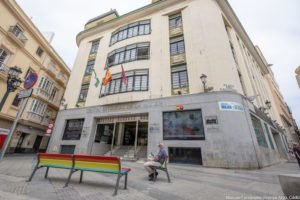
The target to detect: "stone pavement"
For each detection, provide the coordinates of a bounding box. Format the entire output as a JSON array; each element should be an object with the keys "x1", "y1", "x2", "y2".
[{"x1": 0, "y1": 155, "x2": 299, "y2": 200}]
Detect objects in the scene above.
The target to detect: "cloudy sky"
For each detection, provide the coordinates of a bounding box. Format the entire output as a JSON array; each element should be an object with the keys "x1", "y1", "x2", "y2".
[{"x1": 16, "y1": 0, "x2": 300, "y2": 125}]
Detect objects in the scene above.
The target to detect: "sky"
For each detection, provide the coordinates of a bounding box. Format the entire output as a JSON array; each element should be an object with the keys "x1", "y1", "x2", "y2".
[{"x1": 16, "y1": 0, "x2": 300, "y2": 125}]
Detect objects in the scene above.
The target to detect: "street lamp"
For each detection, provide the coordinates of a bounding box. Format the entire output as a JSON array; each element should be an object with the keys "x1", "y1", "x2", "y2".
[
  {"x1": 265, "y1": 100, "x2": 271, "y2": 109},
  {"x1": 200, "y1": 74, "x2": 213, "y2": 92},
  {"x1": 259, "y1": 100, "x2": 272, "y2": 113},
  {"x1": 0, "y1": 66, "x2": 22, "y2": 111}
]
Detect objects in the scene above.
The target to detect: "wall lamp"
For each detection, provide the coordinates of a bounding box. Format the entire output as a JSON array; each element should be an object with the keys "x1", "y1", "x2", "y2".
[
  {"x1": 200, "y1": 74, "x2": 213, "y2": 93},
  {"x1": 259, "y1": 100, "x2": 272, "y2": 113}
]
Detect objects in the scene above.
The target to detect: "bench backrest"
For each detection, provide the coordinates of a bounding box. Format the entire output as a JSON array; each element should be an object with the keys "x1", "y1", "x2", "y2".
[
  {"x1": 74, "y1": 155, "x2": 121, "y2": 171},
  {"x1": 162, "y1": 155, "x2": 168, "y2": 168},
  {"x1": 39, "y1": 153, "x2": 73, "y2": 168}
]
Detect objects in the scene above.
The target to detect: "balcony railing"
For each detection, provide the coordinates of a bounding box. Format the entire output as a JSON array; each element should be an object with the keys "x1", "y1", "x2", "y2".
[
  {"x1": 8, "y1": 26, "x2": 28, "y2": 44},
  {"x1": 0, "y1": 61, "x2": 9, "y2": 75},
  {"x1": 58, "y1": 73, "x2": 68, "y2": 85},
  {"x1": 27, "y1": 112, "x2": 43, "y2": 123},
  {"x1": 47, "y1": 61, "x2": 58, "y2": 75},
  {"x1": 36, "y1": 88, "x2": 51, "y2": 99}
]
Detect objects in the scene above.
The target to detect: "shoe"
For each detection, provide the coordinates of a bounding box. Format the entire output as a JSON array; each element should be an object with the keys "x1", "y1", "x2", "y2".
[
  {"x1": 148, "y1": 177, "x2": 154, "y2": 181},
  {"x1": 148, "y1": 173, "x2": 153, "y2": 178}
]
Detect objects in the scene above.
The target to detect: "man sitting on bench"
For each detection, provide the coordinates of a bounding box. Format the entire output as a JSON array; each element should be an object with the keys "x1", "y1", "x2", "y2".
[{"x1": 144, "y1": 143, "x2": 166, "y2": 181}]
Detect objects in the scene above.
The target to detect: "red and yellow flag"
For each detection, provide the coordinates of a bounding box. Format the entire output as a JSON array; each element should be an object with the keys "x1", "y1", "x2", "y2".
[{"x1": 103, "y1": 67, "x2": 112, "y2": 86}]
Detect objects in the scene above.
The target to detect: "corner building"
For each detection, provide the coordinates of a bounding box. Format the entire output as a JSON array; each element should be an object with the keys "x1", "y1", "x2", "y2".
[{"x1": 48, "y1": 0, "x2": 291, "y2": 168}]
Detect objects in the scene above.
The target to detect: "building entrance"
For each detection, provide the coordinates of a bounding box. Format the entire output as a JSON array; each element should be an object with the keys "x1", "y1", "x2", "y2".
[{"x1": 96, "y1": 115, "x2": 148, "y2": 158}]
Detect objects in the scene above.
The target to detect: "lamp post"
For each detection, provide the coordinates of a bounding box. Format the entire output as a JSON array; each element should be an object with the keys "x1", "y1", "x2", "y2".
[
  {"x1": 0, "y1": 66, "x2": 22, "y2": 111},
  {"x1": 200, "y1": 74, "x2": 213, "y2": 92}
]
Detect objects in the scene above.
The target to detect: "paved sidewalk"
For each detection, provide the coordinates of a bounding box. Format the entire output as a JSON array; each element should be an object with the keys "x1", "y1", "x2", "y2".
[{"x1": 0, "y1": 155, "x2": 299, "y2": 200}]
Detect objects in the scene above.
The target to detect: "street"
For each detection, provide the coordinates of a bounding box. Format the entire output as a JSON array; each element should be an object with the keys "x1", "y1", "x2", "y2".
[{"x1": 0, "y1": 155, "x2": 299, "y2": 200}]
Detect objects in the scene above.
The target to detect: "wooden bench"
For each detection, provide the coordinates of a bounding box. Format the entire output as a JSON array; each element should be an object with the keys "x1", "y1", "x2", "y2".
[
  {"x1": 152, "y1": 155, "x2": 171, "y2": 182},
  {"x1": 27, "y1": 153, "x2": 131, "y2": 195}
]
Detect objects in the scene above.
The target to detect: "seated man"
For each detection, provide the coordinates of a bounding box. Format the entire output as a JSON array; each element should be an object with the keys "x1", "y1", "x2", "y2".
[{"x1": 144, "y1": 143, "x2": 166, "y2": 181}]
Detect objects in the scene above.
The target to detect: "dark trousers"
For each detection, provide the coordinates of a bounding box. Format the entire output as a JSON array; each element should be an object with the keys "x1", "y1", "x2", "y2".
[{"x1": 296, "y1": 157, "x2": 300, "y2": 168}]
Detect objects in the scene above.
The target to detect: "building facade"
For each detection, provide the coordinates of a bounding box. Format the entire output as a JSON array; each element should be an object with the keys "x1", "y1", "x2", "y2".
[
  {"x1": 0, "y1": 0, "x2": 70, "y2": 153},
  {"x1": 296, "y1": 66, "x2": 300, "y2": 88},
  {"x1": 48, "y1": 0, "x2": 290, "y2": 168},
  {"x1": 256, "y1": 46, "x2": 300, "y2": 145}
]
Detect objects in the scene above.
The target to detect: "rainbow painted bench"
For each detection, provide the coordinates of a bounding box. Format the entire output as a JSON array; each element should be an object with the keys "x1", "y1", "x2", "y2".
[{"x1": 27, "y1": 153, "x2": 131, "y2": 195}]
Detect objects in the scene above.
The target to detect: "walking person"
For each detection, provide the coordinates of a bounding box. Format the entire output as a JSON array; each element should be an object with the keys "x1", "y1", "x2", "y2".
[
  {"x1": 144, "y1": 143, "x2": 167, "y2": 181},
  {"x1": 293, "y1": 143, "x2": 300, "y2": 168}
]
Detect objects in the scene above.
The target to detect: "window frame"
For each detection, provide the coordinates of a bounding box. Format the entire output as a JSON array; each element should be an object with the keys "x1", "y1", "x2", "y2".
[
  {"x1": 0, "y1": 48, "x2": 10, "y2": 69},
  {"x1": 171, "y1": 65, "x2": 189, "y2": 89},
  {"x1": 78, "y1": 84, "x2": 90, "y2": 102},
  {"x1": 106, "y1": 42, "x2": 150, "y2": 68},
  {"x1": 100, "y1": 69, "x2": 149, "y2": 97},
  {"x1": 36, "y1": 47, "x2": 44, "y2": 57},
  {"x1": 90, "y1": 40, "x2": 100, "y2": 54},
  {"x1": 109, "y1": 20, "x2": 151, "y2": 46}
]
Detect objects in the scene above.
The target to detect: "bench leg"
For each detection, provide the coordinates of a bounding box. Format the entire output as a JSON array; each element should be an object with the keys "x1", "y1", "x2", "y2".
[
  {"x1": 165, "y1": 169, "x2": 171, "y2": 183},
  {"x1": 79, "y1": 171, "x2": 83, "y2": 183},
  {"x1": 44, "y1": 167, "x2": 49, "y2": 179},
  {"x1": 64, "y1": 170, "x2": 74, "y2": 188},
  {"x1": 27, "y1": 163, "x2": 41, "y2": 182},
  {"x1": 124, "y1": 173, "x2": 128, "y2": 189},
  {"x1": 113, "y1": 174, "x2": 121, "y2": 196},
  {"x1": 153, "y1": 168, "x2": 157, "y2": 182}
]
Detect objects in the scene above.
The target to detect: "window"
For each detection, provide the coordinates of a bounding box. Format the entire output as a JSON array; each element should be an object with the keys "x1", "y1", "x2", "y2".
[
  {"x1": 169, "y1": 147, "x2": 202, "y2": 165},
  {"x1": 94, "y1": 124, "x2": 114, "y2": 144},
  {"x1": 251, "y1": 115, "x2": 268, "y2": 148},
  {"x1": 24, "y1": 68, "x2": 33, "y2": 79},
  {"x1": 170, "y1": 37, "x2": 185, "y2": 55},
  {"x1": 62, "y1": 119, "x2": 84, "y2": 140},
  {"x1": 36, "y1": 47, "x2": 43, "y2": 57},
  {"x1": 78, "y1": 84, "x2": 89, "y2": 102},
  {"x1": 29, "y1": 99, "x2": 46, "y2": 115},
  {"x1": 90, "y1": 40, "x2": 100, "y2": 54},
  {"x1": 106, "y1": 43, "x2": 150, "y2": 67},
  {"x1": 0, "y1": 48, "x2": 10, "y2": 69},
  {"x1": 60, "y1": 145, "x2": 75, "y2": 154},
  {"x1": 171, "y1": 65, "x2": 189, "y2": 89},
  {"x1": 12, "y1": 94, "x2": 21, "y2": 107},
  {"x1": 38, "y1": 77, "x2": 53, "y2": 93},
  {"x1": 11, "y1": 25, "x2": 23, "y2": 38},
  {"x1": 85, "y1": 60, "x2": 95, "y2": 75},
  {"x1": 100, "y1": 70, "x2": 148, "y2": 97},
  {"x1": 110, "y1": 20, "x2": 151, "y2": 46},
  {"x1": 49, "y1": 88, "x2": 57, "y2": 101},
  {"x1": 169, "y1": 13, "x2": 182, "y2": 29},
  {"x1": 264, "y1": 123, "x2": 275, "y2": 150},
  {"x1": 163, "y1": 110, "x2": 205, "y2": 140}
]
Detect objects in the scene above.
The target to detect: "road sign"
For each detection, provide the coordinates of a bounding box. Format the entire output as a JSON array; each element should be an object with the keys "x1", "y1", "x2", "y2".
[
  {"x1": 24, "y1": 73, "x2": 38, "y2": 89},
  {"x1": 48, "y1": 123, "x2": 54, "y2": 129},
  {"x1": 18, "y1": 88, "x2": 33, "y2": 99},
  {"x1": 46, "y1": 129, "x2": 52, "y2": 134}
]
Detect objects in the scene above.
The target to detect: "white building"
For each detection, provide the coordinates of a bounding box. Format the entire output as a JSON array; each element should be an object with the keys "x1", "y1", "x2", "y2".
[{"x1": 48, "y1": 0, "x2": 290, "y2": 168}]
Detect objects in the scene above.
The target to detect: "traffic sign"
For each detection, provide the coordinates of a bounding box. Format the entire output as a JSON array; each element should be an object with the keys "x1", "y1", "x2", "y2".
[
  {"x1": 18, "y1": 88, "x2": 33, "y2": 99},
  {"x1": 48, "y1": 123, "x2": 54, "y2": 129},
  {"x1": 46, "y1": 128, "x2": 52, "y2": 135},
  {"x1": 24, "y1": 73, "x2": 38, "y2": 89}
]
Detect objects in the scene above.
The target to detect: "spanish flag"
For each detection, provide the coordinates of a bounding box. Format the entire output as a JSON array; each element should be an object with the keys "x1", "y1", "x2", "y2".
[{"x1": 103, "y1": 67, "x2": 112, "y2": 86}]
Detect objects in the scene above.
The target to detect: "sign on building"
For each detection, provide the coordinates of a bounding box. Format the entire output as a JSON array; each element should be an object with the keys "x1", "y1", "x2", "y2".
[
  {"x1": 219, "y1": 102, "x2": 244, "y2": 112},
  {"x1": 18, "y1": 88, "x2": 33, "y2": 99}
]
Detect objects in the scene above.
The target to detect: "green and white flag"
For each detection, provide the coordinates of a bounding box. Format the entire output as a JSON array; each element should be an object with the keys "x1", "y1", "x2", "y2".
[{"x1": 93, "y1": 69, "x2": 100, "y2": 88}]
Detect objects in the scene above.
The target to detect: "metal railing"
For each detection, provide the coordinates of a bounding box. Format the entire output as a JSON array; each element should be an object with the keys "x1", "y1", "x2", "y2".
[
  {"x1": 8, "y1": 26, "x2": 28, "y2": 44},
  {"x1": 0, "y1": 61, "x2": 9, "y2": 75}
]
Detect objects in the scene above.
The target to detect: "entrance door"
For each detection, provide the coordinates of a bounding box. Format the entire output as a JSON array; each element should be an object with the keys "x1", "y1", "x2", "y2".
[
  {"x1": 137, "y1": 122, "x2": 148, "y2": 146},
  {"x1": 14, "y1": 133, "x2": 26, "y2": 153},
  {"x1": 33, "y1": 136, "x2": 43, "y2": 153},
  {"x1": 123, "y1": 122, "x2": 136, "y2": 146}
]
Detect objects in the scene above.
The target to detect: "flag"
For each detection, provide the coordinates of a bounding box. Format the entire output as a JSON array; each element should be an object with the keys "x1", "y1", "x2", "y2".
[
  {"x1": 103, "y1": 67, "x2": 112, "y2": 86},
  {"x1": 121, "y1": 64, "x2": 127, "y2": 84},
  {"x1": 93, "y1": 69, "x2": 100, "y2": 88}
]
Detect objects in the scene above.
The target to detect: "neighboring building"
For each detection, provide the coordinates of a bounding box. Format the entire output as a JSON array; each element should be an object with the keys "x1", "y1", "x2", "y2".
[
  {"x1": 0, "y1": 0, "x2": 70, "y2": 153},
  {"x1": 48, "y1": 0, "x2": 290, "y2": 168},
  {"x1": 296, "y1": 66, "x2": 300, "y2": 88},
  {"x1": 256, "y1": 46, "x2": 300, "y2": 146}
]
